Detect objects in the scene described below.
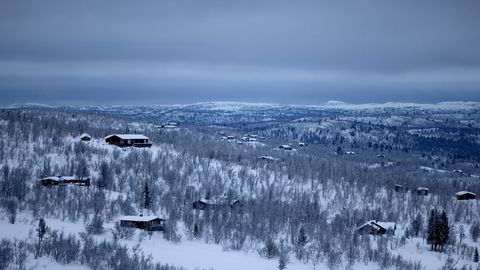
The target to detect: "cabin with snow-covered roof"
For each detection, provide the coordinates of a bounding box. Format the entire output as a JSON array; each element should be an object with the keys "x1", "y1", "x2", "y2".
[
  {"x1": 279, "y1": 145, "x2": 293, "y2": 151},
  {"x1": 39, "y1": 176, "x2": 90, "y2": 186},
  {"x1": 192, "y1": 197, "x2": 242, "y2": 210},
  {"x1": 80, "y1": 133, "x2": 92, "y2": 141},
  {"x1": 417, "y1": 187, "x2": 429, "y2": 196},
  {"x1": 258, "y1": 155, "x2": 278, "y2": 161},
  {"x1": 105, "y1": 134, "x2": 152, "y2": 148},
  {"x1": 119, "y1": 215, "x2": 166, "y2": 231},
  {"x1": 357, "y1": 220, "x2": 396, "y2": 235},
  {"x1": 455, "y1": 191, "x2": 476, "y2": 200},
  {"x1": 394, "y1": 184, "x2": 405, "y2": 193}
]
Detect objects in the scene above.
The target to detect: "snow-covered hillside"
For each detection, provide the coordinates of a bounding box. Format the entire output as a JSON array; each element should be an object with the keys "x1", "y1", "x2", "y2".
[{"x1": 0, "y1": 106, "x2": 479, "y2": 270}]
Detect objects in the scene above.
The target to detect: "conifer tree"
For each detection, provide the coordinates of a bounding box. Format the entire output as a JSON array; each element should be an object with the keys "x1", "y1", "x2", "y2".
[
  {"x1": 35, "y1": 218, "x2": 48, "y2": 258},
  {"x1": 474, "y1": 247, "x2": 479, "y2": 263},
  {"x1": 297, "y1": 226, "x2": 307, "y2": 246},
  {"x1": 427, "y1": 209, "x2": 438, "y2": 251},
  {"x1": 438, "y1": 211, "x2": 449, "y2": 251},
  {"x1": 143, "y1": 182, "x2": 151, "y2": 210}
]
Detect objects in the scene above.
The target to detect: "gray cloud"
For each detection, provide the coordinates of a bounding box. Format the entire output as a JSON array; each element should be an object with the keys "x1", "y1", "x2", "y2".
[{"x1": 0, "y1": 0, "x2": 479, "y2": 105}]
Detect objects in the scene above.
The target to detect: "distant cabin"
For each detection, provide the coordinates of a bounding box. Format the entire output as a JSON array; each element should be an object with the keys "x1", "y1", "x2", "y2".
[
  {"x1": 40, "y1": 176, "x2": 90, "y2": 186},
  {"x1": 105, "y1": 134, "x2": 152, "y2": 148},
  {"x1": 119, "y1": 215, "x2": 166, "y2": 231},
  {"x1": 453, "y1": 169, "x2": 466, "y2": 176},
  {"x1": 192, "y1": 198, "x2": 242, "y2": 210},
  {"x1": 455, "y1": 191, "x2": 476, "y2": 200},
  {"x1": 226, "y1": 135, "x2": 235, "y2": 140},
  {"x1": 155, "y1": 122, "x2": 178, "y2": 129},
  {"x1": 279, "y1": 145, "x2": 293, "y2": 151},
  {"x1": 298, "y1": 142, "x2": 307, "y2": 147},
  {"x1": 417, "y1": 187, "x2": 429, "y2": 196},
  {"x1": 80, "y1": 133, "x2": 92, "y2": 141},
  {"x1": 242, "y1": 136, "x2": 257, "y2": 142},
  {"x1": 376, "y1": 154, "x2": 386, "y2": 158},
  {"x1": 258, "y1": 155, "x2": 278, "y2": 161},
  {"x1": 394, "y1": 184, "x2": 405, "y2": 193},
  {"x1": 357, "y1": 220, "x2": 396, "y2": 236}
]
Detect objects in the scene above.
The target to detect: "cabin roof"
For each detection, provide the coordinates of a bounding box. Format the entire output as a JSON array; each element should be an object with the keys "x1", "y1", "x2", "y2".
[
  {"x1": 40, "y1": 176, "x2": 77, "y2": 181},
  {"x1": 279, "y1": 145, "x2": 292, "y2": 149},
  {"x1": 357, "y1": 220, "x2": 395, "y2": 231},
  {"x1": 455, "y1": 191, "x2": 476, "y2": 196},
  {"x1": 197, "y1": 196, "x2": 240, "y2": 205},
  {"x1": 417, "y1": 187, "x2": 429, "y2": 191},
  {"x1": 120, "y1": 215, "x2": 163, "y2": 222},
  {"x1": 258, "y1": 155, "x2": 277, "y2": 161},
  {"x1": 80, "y1": 133, "x2": 91, "y2": 138},
  {"x1": 105, "y1": 134, "x2": 149, "y2": 140}
]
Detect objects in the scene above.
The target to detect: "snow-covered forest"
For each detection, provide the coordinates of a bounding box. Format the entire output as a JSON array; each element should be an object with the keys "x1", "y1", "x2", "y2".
[{"x1": 1, "y1": 102, "x2": 480, "y2": 270}]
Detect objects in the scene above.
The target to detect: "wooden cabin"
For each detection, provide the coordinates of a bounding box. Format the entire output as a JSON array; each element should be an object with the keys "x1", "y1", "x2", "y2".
[
  {"x1": 258, "y1": 155, "x2": 278, "y2": 161},
  {"x1": 40, "y1": 176, "x2": 90, "y2": 186},
  {"x1": 155, "y1": 122, "x2": 178, "y2": 129},
  {"x1": 453, "y1": 169, "x2": 466, "y2": 176},
  {"x1": 394, "y1": 184, "x2": 405, "y2": 193},
  {"x1": 105, "y1": 134, "x2": 152, "y2": 148},
  {"x1": 192, "y1": 198, "x2": 242, "y2": 210},
  {"x1": 119, "y1": 215, "x2": 166, "y2": 231},
  {"x1": 455, "y1": 191, "x2": 477, "y2": 200},
  {"x1": 357, "y1": 220, "x2": 396, "y2": 236},
  {"x1": 417, "y1": 187, "x2": 429, "y2": 196},
  {"x1": 80, "y1": 133, "x2": 92, "y2": 141},
  {"x1": 376, "y1": 154, "x2": 386, "y2": 158},
  {"x1": 279, "y1": 145, "x2": 293, "y2": 151},
  {"x1": 298, "y1": 142, "x2": 307, "y2": 147}
]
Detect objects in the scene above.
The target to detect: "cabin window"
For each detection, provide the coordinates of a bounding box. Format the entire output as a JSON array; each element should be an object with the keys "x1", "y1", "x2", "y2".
[{"x1": 127, "y1": 139, "x2": 131, "y2": 144}]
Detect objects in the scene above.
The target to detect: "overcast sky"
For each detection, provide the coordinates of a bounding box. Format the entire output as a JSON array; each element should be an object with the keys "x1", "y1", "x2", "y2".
[{"x1": 1, "y1": 0, "x2": 480, "y2": 105}]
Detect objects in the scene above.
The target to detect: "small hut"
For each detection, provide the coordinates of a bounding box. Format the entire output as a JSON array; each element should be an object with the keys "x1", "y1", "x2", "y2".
[
  {"x1": 119, "y1": 215, "x2": 166, "y2": 231},
  {"x1": 417, "y1": 187, "x2": 429, "y2": 196},
  {"x1": 394, "y1": 184, "x2": 405, "y2": 193},
  {"x1": 192, "y1": 197, "x2": 242, "y2": 210},
  {"x1": 80, "y1": 133, "x2": 92, "y2": 141},
  {"x1": 279, "y1": 145, "x2": 293, "y2": 151},
  {"x1": 356, "y1": 220, "x2": 396, "y2": 235},
  {"x1": 258, "y1": 155, "x2": 278, "y2": 161},
  {"x1": 455, "y1": 191, "x2": 476, "y2": 200}
]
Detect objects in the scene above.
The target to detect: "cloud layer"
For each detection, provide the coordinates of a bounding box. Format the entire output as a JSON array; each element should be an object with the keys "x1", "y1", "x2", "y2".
[{"x1": 1, "y1": 0, "x2": 479, "y2": 104}]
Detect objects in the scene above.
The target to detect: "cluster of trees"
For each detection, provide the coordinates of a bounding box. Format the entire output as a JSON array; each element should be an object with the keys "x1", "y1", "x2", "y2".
[
  {"x1": 0, "y1": 219, "x2": 186, "y2": 270},
  {"x1": 427, "y1": 209, "x2": 450, "y2": 252}
]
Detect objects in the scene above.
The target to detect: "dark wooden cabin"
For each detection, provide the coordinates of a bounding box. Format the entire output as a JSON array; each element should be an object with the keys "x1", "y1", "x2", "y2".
[
  {"x1": 80, "y1": 133, "x2": 92, "y2": 141},
  {"x1": 192, "y1": 200, "x2": 209, "y2": 210},
  {"x1": 105, "y1": 134, "x2": 152, "y2": 148},
  {"x1": 279, "y1": 145, "x2": 293, "y2": 150},
  {"x1": 357, "y1": 220, "x2": 396, "y2": 236},
  {"x1": 394, "y1": 184, "x2": 405, "y2": 193},
  {"x1": 192, "y1": 198, "x2": 242, "y2": 210},
  {"x1": 119, "y1": 215, "x2": 166, "y2": 231},
  {"x1": 40, "y1": 176, "x2": 90, "y2": 186},
  {"x1": 455, "y1": 191, "x2": 477, "y2": 200},
  {"x1": 417, "y1": 187, "x2": 429, "y2": 196}
]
